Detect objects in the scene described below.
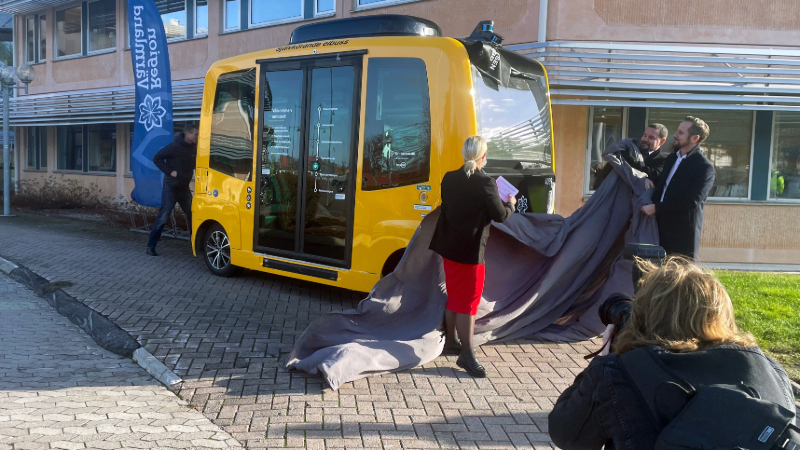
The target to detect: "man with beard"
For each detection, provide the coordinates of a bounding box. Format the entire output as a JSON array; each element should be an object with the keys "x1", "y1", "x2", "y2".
[
  {"x1": 641, "y1": 116, "x2": 714, "y2": 259},
  {"x1": 591, "y1": 123, "x2": 669, "y2": 190}
]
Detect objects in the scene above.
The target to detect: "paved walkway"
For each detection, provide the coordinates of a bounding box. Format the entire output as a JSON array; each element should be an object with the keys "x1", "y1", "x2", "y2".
[
  {"x1": 0, "y1": 272, "x2": 241, "y2": 450},
  {"x1": 0, "y1": 213, "x2": 595, "y2": 449}
]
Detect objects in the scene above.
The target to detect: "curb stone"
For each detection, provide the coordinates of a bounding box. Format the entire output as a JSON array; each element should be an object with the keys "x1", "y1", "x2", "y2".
[
  {"x1": 793, "y1": 381, "x2": 800, "y2": 397},
  {"x1": 0, "y1": 254, "x2": 183, "y2": 389}
]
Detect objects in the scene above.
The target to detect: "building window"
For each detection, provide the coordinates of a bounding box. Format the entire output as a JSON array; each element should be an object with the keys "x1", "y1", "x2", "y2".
[
  {"x1": 209, "y1": 69, "x2": 255, "y2": 181},
  {"x1": 648, "y1": 109, "x2": 753, "y2": 199},
  {"x1": 56, "y1": 6, "x2": 82, "y2": 57},
  {"x1": 316, "y1": 0, "x2": 334, "y2": 15},
  {"x1": 57, "y1": 125, "x2": 83, "y2": 171},
  {"x1": 0, "y1": 13, "x2": 13, "y2": 67},
  {"x1": 195, "y1": 0, "x2": 208, "y2": 35},
  {"x1": 40, "y1": 14, "x2": 46, "y2": 60},
  {"x1": 58, "y1": 124, "x2": 116, "y2": 173},
  {"x1": 159, "y1": 0, "x2": 186, "y2": 39},
  {"x1": 224, "y1": 0, "x2": 239, "y2": 30},
  {"x1": 88, "y1": 0, "x2": 116, "y2": 52},
  {"x1": 251, "y1": 0, "x2": 302, "y2": 27},
  {"x1": 88, "y1": 124, "x2": 116, "y2": 172},
  {"x1": 362, "y1": 58, "x2": 431, "y2": 191},
  {"x1": 356, "y1": 0, "x2": 414, "y2": 9},
  {"x1": 586, "y1": 106, "x2": 625, "y2": 193},
  {"x1": 25, "y1": 16, "x2": 35, "y2": 63},
  {"x1": 26, "y1": 13, "x2": 47, "y2": 62},
  {"x1": 27, "y1": 127, "x2": 47, "y2": 170},
  {"x1": 771, "y1": 112, "x2": 800, "y2": 201}
]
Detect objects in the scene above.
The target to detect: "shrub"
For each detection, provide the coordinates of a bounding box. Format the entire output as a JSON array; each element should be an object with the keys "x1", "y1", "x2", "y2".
[{"x1": 11, "y1": 175, "x2": 189, "y2": 232}]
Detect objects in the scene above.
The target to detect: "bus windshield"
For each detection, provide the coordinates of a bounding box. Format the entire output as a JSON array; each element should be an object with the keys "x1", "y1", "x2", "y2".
[{"x1": 472, "y1": 65, "x2": 553, "y2": 175}]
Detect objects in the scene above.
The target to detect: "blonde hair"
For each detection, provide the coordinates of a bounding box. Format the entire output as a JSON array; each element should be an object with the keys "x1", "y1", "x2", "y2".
[
  {"x1": 462, "y1": 136, "x2": 487, "y2": 177},
  {"x1": 614, "y1": 257, "x2": 755, "y2": 354}
]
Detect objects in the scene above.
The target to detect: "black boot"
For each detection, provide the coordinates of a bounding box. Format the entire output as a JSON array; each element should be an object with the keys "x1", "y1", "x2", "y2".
[
  {"x1": 146, "y1": 247, "x2": 158, "y2": 256},
  {"x1": 456, "y1": 355, "x2": 487, "y2": 378},
  {"x1": 442, "y1": 339, "x2": 462, "y2": 356}
]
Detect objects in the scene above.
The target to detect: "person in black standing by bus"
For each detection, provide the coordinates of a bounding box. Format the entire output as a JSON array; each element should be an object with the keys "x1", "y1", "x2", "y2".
[
  {"x1": 146, "y1": 123, "x2": 199, "y2": 256},
  {"x1": 429, "y1": 136, "x2": 516, "y2": 377}
]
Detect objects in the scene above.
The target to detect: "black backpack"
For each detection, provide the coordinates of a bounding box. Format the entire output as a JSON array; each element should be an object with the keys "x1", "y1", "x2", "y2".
[{"x1": 619, "y1": 346, "x2": 800, "y2": 450}]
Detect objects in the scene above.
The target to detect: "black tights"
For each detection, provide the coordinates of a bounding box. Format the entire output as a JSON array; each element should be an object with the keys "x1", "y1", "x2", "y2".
[{"x1": 444, "y1": 308, "x2": 477, "y2": 359}]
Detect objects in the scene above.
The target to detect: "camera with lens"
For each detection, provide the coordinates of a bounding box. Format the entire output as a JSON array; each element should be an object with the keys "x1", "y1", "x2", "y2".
[{"x1": 587, "y1": 244, "x2": 666, "y2": 358}]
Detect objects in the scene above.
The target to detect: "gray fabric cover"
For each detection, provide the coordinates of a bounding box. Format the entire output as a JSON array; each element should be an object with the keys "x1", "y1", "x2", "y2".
[{"x1": 286, "y1": 147, "x2": 659, "y2": 390}]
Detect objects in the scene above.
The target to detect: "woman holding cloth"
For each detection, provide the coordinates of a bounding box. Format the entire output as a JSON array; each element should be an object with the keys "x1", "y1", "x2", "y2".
[{"x1": 429, "y1": 136, "x2": 517, "y2": 378}]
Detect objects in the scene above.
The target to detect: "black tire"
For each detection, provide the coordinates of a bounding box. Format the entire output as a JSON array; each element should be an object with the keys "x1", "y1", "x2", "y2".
[{"x1": 203, "y1": 223, "x2": 239, "y2": 277}]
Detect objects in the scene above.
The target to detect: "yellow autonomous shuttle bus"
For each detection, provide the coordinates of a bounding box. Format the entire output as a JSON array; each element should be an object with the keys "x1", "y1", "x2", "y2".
[{"x1": 192, "y1": 15, "x2": 554, "y2": 292}]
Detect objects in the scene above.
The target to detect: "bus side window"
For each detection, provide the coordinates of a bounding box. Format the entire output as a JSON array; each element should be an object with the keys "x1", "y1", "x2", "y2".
[
  {"x1": 209, "y1": 68, "x2": 256, "y2": 181},
  {"x1": 362, "y1": 58, "x2": 431, "y2": 191}
]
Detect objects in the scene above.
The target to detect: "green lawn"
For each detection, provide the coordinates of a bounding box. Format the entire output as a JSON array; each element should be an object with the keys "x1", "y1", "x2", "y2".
[{"x1": 714, "y1": 271, "x2": 800, "y2": 384}]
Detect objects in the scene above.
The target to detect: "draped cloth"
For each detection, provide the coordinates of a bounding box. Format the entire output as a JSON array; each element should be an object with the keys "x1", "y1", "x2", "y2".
[{"x1": 286, "y1": 148, "x2": 659, "y2": 390}]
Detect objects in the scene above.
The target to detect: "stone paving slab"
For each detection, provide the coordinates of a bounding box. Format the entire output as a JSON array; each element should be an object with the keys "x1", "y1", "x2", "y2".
[
  {"x1": 0, "y1": 213, "x2": 598, "y2": 449},
  {"x1": 0, "y1": 271, "x2": 242, "y2": 449}
]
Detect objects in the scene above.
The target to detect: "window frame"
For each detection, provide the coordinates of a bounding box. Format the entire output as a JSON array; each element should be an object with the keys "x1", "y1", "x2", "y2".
[
  {"x1": 194, "y1": 0, "x2": 209, "y2": 37},
  {"x1": 314, "y1": 0, "x2": 335, "y2": 16},
  {"x1": 222, "y1": 0, "x2": 240, "y2": 31},
  {"x1": 767, "y1": 111, "x2": 800, "y2": 203},
  {"x1": 56, "y1": 124, "x2": 117, "y2": 174},
  {"x1": 25, "y1": 15, "x2": 35, "y2": 63},
  {"x1": 248, "y1": 0, "x2": 304, "y2": 29},
  {"x1": 361, "y1": 57, "x2": 432, "y2": 191},
  {"x1": 54, "y1": 3, "x2": 85, "y2": 60},
  {"x1": 86, "y1": 0, "x2": 117, "y2": 54},
  {"x1": 208, "y1": 68, "x2": 256, "y2": 181},
  {"x1": 353, "y1": 0, "x2": 421, "y2": 11},
  {"x1": 584, "y1": 106, "x2": 628, "y2": 197},
  {"x1": 26, "y1": 127, "x2": 47, "y2": 171},
  {"x1": 644, "y1": 108, "x2": 755, "y2": 202},
  {"x1": 25, "y1": 13, "x2": 46, "y2": 64},
  {"x1": 162, "y1": 0, "x2": 188, "y2": 42}
]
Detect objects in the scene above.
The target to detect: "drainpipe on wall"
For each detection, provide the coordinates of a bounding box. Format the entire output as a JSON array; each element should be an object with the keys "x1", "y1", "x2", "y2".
[{"x1": 538, "y1": 0, "x2": 548, "y2": 43}]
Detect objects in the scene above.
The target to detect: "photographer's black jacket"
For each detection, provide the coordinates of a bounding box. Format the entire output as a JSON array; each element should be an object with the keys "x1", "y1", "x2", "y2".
[
  {"x1": 548, "y1": 345, "x2": 797, "y2": 450},
  {"x1": 152, "y1": 133, "x2": 197, "y2": 188}
]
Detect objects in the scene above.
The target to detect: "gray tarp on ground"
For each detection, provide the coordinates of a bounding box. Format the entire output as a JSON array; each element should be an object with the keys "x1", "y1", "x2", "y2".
[{"x1": 286, "y1": 146, "x2": 659, "y2": 390}]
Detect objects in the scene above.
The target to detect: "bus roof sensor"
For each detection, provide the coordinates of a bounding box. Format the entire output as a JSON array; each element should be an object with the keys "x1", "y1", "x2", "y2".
[{"x1": 291, "y1": 14, "x2": 442, "y2": 44}]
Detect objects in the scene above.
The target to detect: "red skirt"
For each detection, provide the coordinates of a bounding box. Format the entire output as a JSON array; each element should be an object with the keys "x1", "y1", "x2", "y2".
[{"x1": 442, "y1": 257, "x2": 485, "y2": 316}]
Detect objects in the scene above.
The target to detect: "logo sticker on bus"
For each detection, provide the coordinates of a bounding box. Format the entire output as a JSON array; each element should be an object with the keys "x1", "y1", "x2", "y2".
[
  {"x1": 416, "y1": 184, "x2": 431, "y2": 191},
  {"x1": 414, "y1": 204, "x2": 432, "y2": 211}
]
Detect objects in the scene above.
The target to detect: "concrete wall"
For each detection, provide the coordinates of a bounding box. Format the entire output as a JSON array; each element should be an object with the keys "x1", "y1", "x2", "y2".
[{"x1": 547, "y1": 0, "x2": 800, "y2": 46}]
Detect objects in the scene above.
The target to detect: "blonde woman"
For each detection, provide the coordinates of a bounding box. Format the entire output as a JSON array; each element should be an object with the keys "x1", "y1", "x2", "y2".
[
  {"x1": 429, "y1": 136, "x2": 517, "y2": 378},
  {"x1": 548, "y1": 258, "x2": 797, "y2": 449}
]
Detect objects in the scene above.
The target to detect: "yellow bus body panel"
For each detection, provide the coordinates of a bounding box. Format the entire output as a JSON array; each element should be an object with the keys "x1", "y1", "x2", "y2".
[{"x1": 192, "y1": 36, "x2": 549, "y2": 293}]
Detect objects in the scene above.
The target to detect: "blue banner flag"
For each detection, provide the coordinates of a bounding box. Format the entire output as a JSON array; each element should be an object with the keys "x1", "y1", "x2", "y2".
[{"x1": 128, "y1": 0, "x2": 173, "y2": 207}]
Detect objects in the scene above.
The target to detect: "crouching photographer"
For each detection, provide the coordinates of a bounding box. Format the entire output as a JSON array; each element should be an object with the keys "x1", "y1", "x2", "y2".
[{"x1": 549, "y1": 257, "x2": 799, "y2": 450}]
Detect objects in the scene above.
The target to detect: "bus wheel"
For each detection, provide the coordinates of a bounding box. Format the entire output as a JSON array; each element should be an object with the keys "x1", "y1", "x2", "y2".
[{"x1": 203, "y1": 223, "x2": 238, "y2": 277}]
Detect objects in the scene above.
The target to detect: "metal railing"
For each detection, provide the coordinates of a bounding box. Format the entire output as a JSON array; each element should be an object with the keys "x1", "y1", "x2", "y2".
[
  {"x1": 5, "y1": 79, "x2": 204, "y2": 126},
  {"x1": 507, "y1": 41, "x2": 800, "y2": 110}
]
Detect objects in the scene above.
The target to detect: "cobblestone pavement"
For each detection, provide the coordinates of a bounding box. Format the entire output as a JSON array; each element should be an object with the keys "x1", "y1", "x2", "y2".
[
  {"x1": 0, "y1": 213, "x2": 597, "y2": 449},
  {"x1": 0, "y1": 271, "x2": 242, "y2": 449}
]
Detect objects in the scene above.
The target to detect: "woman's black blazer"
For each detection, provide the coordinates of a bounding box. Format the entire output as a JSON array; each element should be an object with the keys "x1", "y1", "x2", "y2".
[{"x1": 429, "y1": 168, "x2": 515, "y2": 265}]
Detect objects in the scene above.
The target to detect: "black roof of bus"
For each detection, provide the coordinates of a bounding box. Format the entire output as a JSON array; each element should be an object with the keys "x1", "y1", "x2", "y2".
[{"x1": 290, "y1": 15, "x2": 442, "y2": 43}]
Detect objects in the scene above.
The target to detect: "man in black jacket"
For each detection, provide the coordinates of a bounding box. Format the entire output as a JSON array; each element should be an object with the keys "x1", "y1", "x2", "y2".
[
  {"x1": 592, "y1": 123, "x2": 669, "y2": 190},
  {"x1": 641, "y1": 117, "x2": 715, "y2": 259},
  {"x1": 146, "y1": 123, "x2": 199, "y2": 256}
]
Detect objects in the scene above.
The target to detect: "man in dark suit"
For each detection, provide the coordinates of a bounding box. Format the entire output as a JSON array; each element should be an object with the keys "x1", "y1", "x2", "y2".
[
  {"x1": 592, "y1": 123, "x2": 670, "y2": 190},
  {"x1": 641, "y1": 116, "x2": 715, "y2": 259}
]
